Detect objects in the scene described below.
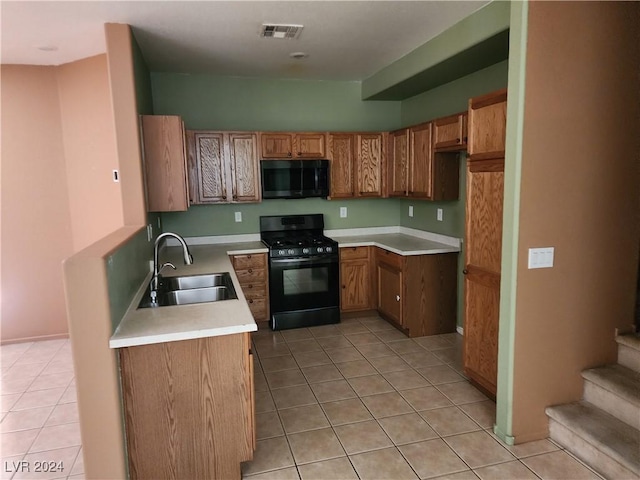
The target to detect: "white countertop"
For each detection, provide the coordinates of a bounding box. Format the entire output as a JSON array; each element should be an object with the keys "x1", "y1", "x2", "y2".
[
  {"x1": 110, "y1": 229, "x2": 459, "y2": 349},
  {"x1": 333, "y1": 233, "x2": 460, "y2": 255},
  {"x1": 109, "y1": 242, "x2": 266, "y2": 349}
]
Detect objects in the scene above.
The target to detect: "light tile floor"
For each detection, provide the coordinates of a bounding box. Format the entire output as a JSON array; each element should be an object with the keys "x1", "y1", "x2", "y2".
[
  {"x1": 1, "y1": 319, "x2": 605, "y2": 480},
  {"x1": 1, "y1": 339, "x2": 84, "y2": 480},
  {"x1": 242, "y1": 315, "x2": 604, "y2": 480}
]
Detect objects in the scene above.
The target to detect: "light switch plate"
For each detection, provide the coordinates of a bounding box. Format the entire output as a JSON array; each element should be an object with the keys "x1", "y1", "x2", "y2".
[
  {"x1": 528, "y1": 247, "x2": 554, "y2": 269},
  {"x1": 234, "y1": 212, "x2": 242, "y2": 223},
  {"x1": 409, "y1": 206, "x2": 414, "y2": 217},
  {"x1": 340, "y1": 207, "x2": 347, "y2": 218},
  {"x1": 437, "y1": 208, "x2": 443, "y2": 221}
]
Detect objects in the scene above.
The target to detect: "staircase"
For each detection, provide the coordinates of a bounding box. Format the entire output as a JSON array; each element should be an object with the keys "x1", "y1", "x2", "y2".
[{"x1": 546, "y1": 333, "x2": 640, "y2": 479}]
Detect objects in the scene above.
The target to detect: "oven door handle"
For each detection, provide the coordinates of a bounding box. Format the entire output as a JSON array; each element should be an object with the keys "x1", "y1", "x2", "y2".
[{"x1": 270, "y1": 255, "x2": 337, "y2": 265}]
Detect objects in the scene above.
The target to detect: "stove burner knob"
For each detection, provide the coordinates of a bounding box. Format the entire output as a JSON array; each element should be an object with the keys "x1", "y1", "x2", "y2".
[
  {"x1": 317, "y1": 247, "x2": 324, "y2": 253},
  {"x1": 278, "y1": 249, "x2": 285, "y2": 256},
  {"x1": 287, "y1": 249, "x2": 295, "y2": 255},
  {"x1": 326, "y1": 246, "x2": 333, "y2": 253},
  {"x1": 302, "y1": 248, "x2": 310, "y2": 254}
]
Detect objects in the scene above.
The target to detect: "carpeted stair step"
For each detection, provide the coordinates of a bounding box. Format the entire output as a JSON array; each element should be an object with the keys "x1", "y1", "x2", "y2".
[
  {"x1": 546, "y1": 401, "x2": 640, "y2": 480},
  {"x1": 582, "y1": 364, "x2": 640, "y2": 430},
  {"x1": 617, "y1": 333, "x2": 640, "y2": 373}
]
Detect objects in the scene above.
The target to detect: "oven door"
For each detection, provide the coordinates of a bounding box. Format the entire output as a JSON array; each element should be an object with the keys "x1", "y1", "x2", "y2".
[{"x1": 269, "y1": 254, "x2": 339, "y2": 314}]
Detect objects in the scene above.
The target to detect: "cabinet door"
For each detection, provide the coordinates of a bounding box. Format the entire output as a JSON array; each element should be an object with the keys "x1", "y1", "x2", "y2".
[
  {"x1": 340, "y1": 247, "x2": 371, "y2": 312},
  {"x1": 141, "y1": 115, "x2": 189, "y2": 212},
  {"x1": 409, "y1": 122, "x2": 432, "y2": 199},
  {"x1": 328, "y1": 133, "x2": 355, "y2": 198},
  {"x1": 228, "y1": 132, "x2": 260, "y2": 202},
  {"x1": 120, "y1": 335, "x2": 254, "y2": 479},
  {"x1": 295, "y1": 133, "x2": 326, "y2": 158},
  {"x1": 191, "y1": 132, "x2": 229, "y2": 203},
  {"x1": 389, "y1": 129, "x2": 409, "y2": 197},
  {"x1": 377, "y1": 263, "x2": 403, "y2": 326},
  {"x1": 463, "y1": 89, "x2": 507, "y2": 398},
  {"x1": 467, "y1": 89, "x2": 507, "y2": 159},
  {"x1": 261, "y1": 133, "x2": 293, "y2": 158},
  {"x1": 434, "y1": 112, "x2": 467, "y2": 152},
  {"x1": 356, "y1": 133, "x2": 384, "y2": 197}
]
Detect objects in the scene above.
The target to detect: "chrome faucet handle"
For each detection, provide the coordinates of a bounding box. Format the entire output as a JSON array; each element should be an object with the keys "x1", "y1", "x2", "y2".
[{"x1": 159, "y1": 262, "x2": 176, "y2": 274}]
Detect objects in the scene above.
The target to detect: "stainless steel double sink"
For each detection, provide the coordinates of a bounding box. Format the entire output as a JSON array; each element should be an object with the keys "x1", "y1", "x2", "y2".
[{"x1": 138, "y1": 272, "x2": 238, "y2": 308}]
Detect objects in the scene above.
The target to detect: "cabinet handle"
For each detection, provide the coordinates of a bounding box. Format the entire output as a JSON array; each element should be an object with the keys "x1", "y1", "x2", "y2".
[
  {"x1": 342, "y1": 285, "x2": 346, "y2": 289},
  {"x1": 248, "y1": 268, "x2": 253, "y2": 274},
  {"x1": 396, "y1": 295, "x2": 400, "y2": 302},
  {"x1": 248, "y1": 284, "x2": 253, "y2": 289},
  {"x1": 463, "y1": 269, "x2": 469, "y2": 275},
  {"x1": 249, "y1": 299, "x2": 254, "y2": 304},
  {"x1": 456, "y1": 138, "x2": 460, "y2": 143},
  {"x1": 287, "y1": 152, "x2": 292, "y2": 157},
  {"x1": 297, "y1": 152, "x2": 302, "y2": 156},
  {"x1": 247, "y1": 255, "x2": 252, "y2": 259}
]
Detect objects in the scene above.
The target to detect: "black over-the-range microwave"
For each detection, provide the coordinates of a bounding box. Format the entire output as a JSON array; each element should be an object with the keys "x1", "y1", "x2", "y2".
[{"x1": 260, "y1": 159, "x2": 330, "y2": 199}]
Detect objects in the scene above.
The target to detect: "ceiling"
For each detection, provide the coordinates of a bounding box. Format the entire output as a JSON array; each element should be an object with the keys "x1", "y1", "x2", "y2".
[{"x1": 1, "y1": 1, "x2": 490, "y2": 82}]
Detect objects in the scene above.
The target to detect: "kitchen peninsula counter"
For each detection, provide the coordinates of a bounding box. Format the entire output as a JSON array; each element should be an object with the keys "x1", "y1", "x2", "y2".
[
  {"x1": 109, "y1": 242, "x2": 267, "y2": 349},
  {"x1": 331, "y1": 231, "x2": 460, "y2": 255}
]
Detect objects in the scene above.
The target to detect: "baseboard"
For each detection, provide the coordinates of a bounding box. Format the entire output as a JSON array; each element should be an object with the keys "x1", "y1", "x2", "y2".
[{"x1": 1, "y1": 332, "x2": 69, "y2": 345}]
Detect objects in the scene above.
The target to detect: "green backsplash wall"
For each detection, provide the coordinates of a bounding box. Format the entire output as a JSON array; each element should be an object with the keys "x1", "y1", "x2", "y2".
[
  {"x1": 151, "y1": 73, "x2": 401, "y2": 131},
  {"x1": 162, "y1": 198, "x2": 401, "y2": 237},
  {"x1": 106, "y1": 229, "x2": 151, "y2": 332}
]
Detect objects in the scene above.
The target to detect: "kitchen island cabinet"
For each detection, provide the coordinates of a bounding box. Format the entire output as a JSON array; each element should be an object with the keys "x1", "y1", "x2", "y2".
[{"x1": 119, "y1": 333, "x2": 255, "y2": 480}]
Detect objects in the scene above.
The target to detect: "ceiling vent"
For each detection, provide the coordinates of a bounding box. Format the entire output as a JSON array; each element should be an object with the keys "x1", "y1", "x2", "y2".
[{"x1": 260, "y1": 24, "x2": 304, "y2": 39}]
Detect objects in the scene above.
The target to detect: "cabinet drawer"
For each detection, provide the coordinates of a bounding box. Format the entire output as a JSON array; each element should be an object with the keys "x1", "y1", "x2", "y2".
[
  {"x1": 376, "y1": 248, "x2": 403, "y2": 270},
  {"x1": 235, "y1": 268, "x2": 266, "y2": 284},
  {"x1": 247, "y1": 298, "x2": 268, "y2": 318},
  {"x1": 340, "y1": 246, "x2": 369, "y2": 261},
  {"x1": 240, "y1": 283, "x2": 267, "y2": 299},
  {"x1": 232, "y1": 254, "x2": 267, "y2": 270}
]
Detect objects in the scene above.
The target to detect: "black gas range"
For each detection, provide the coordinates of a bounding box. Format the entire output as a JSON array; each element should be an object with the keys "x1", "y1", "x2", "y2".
[{"x1": 260, "y1": 214, "x2": 340, "y2": 330}]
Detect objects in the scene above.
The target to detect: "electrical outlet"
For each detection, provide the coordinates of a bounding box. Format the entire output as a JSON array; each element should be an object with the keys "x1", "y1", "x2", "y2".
[
  {"x1": 409, "y1": 205, "x2": 414, "y2": 218},
  {"x1": 437, "y1": 208, "x2": 443, "y2": 221},
  {"x1": 157, "y1": 217, "x2": 161, "y2": 229},
  {"x1": 234, "y1": 212, "x2": 242, "y2": 223},
  {"x1": 340, "y1": 207, "x2": 347, "y2": 218},
  {"x1": 146, "y1": 224, "x2": 153, "y2": 242}
]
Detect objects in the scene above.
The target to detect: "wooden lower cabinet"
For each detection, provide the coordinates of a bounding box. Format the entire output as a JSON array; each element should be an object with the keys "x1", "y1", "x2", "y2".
[
  {"x1": 374, "y1": 248, "x2": 458, "y2": 337},
  {"x1": 231, "y1": 253, "x2": 269, "y2": 322},
  {"x1": 119, "y1": 333, "x2": 255, "y2": 480},
  {"x1": 340, "y1": 246, "x2": 373, "y2": 312}
]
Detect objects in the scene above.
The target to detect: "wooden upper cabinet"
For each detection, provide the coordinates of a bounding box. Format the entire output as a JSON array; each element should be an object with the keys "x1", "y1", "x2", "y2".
[
  {"x1": 433, "y1": 112, "x2": 468, "y2": 152},
  {"x1": 409, "y1": 122, "x2": 433, "y2": 199},
  {"x1": 389, "y1": 129, "x2": 410, "y2": 197},
  {"x1": 467, "y1": 89, "x2": 507, "y2": 160},
  {"x1": 188, "y1": 131, "x2": 228, "y2": 204},
  {"x1": 188, "y1": 131, "x2": 260, "y2": 204},
  {"x1": 228, "y1": 133, "x2": 260, "y2": 202},
  {"x1": 260, "y1": 132, "x2": 326, "y2": 159},
  {"x1": 356, "y1": 133, "x2": 384, "y2": 197},
  {"x1": 141, "y1": 115, "x2": 189, "y2": 212},
  {"x1": 328, "y1": 133, "x2": 355, "y2": 198}
]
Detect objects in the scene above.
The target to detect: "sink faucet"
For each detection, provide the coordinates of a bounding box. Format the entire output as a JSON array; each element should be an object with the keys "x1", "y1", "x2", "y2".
[{"x1": 150, "y1": 232, "x2": 194, "y2": 304}]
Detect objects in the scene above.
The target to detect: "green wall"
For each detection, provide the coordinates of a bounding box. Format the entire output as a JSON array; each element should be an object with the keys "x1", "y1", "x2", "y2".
[
  {"x1": 106, "y1": 229, "x2": 151, "y2": 332},
  {"x1": 151, "y1": 74, "x2": 401, "y2": 131},
  {"x1": 162, "y1": 198, "x2": 401, "y2": 237},
  {"x1": 132, "y1": 33, "x2": 153, "y2": 116}
]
